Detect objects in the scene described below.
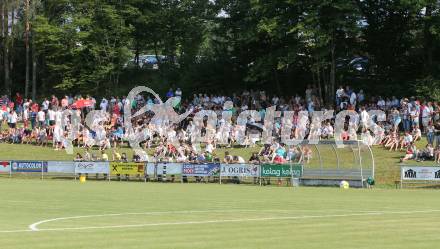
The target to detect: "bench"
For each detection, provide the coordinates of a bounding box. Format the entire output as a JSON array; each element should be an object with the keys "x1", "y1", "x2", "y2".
[{"x1": 300, "y1": 169, "x2": 373, "y2": 188}]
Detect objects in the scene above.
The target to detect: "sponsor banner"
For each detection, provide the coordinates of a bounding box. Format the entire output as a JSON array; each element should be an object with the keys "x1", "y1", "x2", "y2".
[
  {"x1": 146, "y1": 163, "x2": 182, "y2": 175},
  {"x1": 11, "y1": 161, "x2": 48, "y2": 173},
  {"x1": 182, "y1": 163, "x2": 220, "y2": 177},
  {"x1": 146, "y1": 163, "x2": 155, "y2": 175},
  {"x1": 220, "y1": 164, "x2": 259, "y2": 177},
  {"x1": 110, "y1": 162, "x2": 144, "y2": 175},
  {"x1": 156, "y1": 163, "x2": 182, "y2": 175},
  {"x1": 0, "y1": 161, "x2": 10, "y2": 173},
  {"x1": 75, "y1": 162, "x2": 109, "y2": 174},
  {"x1": 401, "y1": 166, "x2": 440, "y2": 181},
  {"x1": 260, "y1": 164, "x2": 303, "y2": 178},
  {"x1": 48, "y1": 161, "x2": 75, "y2": 173}
]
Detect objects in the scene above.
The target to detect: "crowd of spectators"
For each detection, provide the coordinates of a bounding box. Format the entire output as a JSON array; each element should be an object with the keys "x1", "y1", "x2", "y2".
[{"x1": 0, "y1": 85, "x2": 440, "y2": 164}]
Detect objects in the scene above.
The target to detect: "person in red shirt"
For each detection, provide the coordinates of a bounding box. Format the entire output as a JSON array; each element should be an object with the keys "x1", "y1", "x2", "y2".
[
  {"x1": 31, "y1": 101, "x2": 39, "y2": 113},
  {"x1": 15, "y1": 93, "x2": 23, "y2": 112},
  {"x1": 8, "y1": 101, "x2": 14, "y2": 111},
  {"x1": 113, "y1": 103, "x2": 120, "y2": 116}
]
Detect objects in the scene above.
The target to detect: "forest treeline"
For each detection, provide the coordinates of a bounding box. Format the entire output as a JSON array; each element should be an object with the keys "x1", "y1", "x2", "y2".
[{"x1": 0, "y1": 0, "x2": 439, "y2": 102}]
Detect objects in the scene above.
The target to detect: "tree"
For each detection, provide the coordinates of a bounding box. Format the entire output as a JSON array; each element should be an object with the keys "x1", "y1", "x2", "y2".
[
  {"x1": 33, "y1": 1, "x2": 133, "y2": 95},
  {"x1": 25, "y1": 0, "x2": 30, "y2": 98},
  {"x1": 0, "y1": 0, "x2": 437, "y2": 101},
  {"x1": 3, "y1": 0, "x2": 10, "y2": 96}
]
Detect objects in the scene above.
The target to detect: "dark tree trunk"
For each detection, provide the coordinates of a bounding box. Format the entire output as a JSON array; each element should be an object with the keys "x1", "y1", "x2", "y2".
[
  {"x1": 273, "y1": 68, "x2": 281, "y2": 95},
  {"x1": 423, "y1": 2, "x2": 434, "y2": 74},
  {"x1": 134, "y1": 43, "x2": 140, "y2": 68},
  {"x1": 316, "y1": 75, "x2": 324, "y2": 107},
  {"x1": 32, "y1": 32, "x2": 37, "y2": 101},
  {"x1": 3, "y1": 1, "x2": 10, "y2": 96},
  {"x1": 0, "y1": 1, "x2": 3, "y2": 87},
  {"x1": 25, "y1": 0, "x2": 30, "y2": 98},
  {"x1": 9, "y1": 0, "x2": 15, "y2": 94},
  {"x1": 31, "y1": 0, "x2": 38, "y2": 101},
  {"x1": 329, "y1": 37, "x2": 336, "y2": 105}
]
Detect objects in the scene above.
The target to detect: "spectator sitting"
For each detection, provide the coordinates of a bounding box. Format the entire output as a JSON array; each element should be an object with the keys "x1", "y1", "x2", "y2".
[
  {"x1": 400, "y1": 131, "x2": 413, "y2": 151},
  {"x1": 74, "y1": 153, "x2": 83, "y2": 161},
  {"x1": 232, "y1": 155, "x2": 246, "y2": 164},
  {"x1": 223, "y1": 151, "x2": 233, "y2": 164},
  {"x1": 286, "y1": 146, "x2": 300, "y2": 162},
  {"x1": 401, "y1": 143, "x2": 417, "y2": 162},
  {"x1": 112, "y1": 149, "x2": 122, "y2": 161},
  {"x1": 249, "y1": 153, "x2": 260, "y2": 164},
  {"x1": 121, "y1": 152, "x2": 128, "y2": 162},
  {"x1": 412, "y1": 126, "x2": 422, "y2": 141},
  {"x1": 82, "y1": 148, "x2": 91, "y2": 161},
  {"x1": 435, "y1": 145, "x2": 440, "y2": 164},
  {"x1": 301, "y1": 145, "x2": 312, "y2": 164},
  {"x1": 101, "y1": 151, "x2": 109, "y2": 161},
  {"x1": 416, "y1": 144, "x2": 434, "y2": 162},
  {"x1": 204, "y1": 151, "x2": 213, "y2": 162}
]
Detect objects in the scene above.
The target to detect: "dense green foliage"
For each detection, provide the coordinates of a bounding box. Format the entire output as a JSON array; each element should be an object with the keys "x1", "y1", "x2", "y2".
[{"x1": 0, "y1": 0, "x2": 439, "y2": 101}]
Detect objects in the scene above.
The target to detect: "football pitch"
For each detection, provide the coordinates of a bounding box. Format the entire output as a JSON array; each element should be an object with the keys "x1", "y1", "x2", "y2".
[{"x1": 1, "y1": 179, "x2": 440, "y2": 249}]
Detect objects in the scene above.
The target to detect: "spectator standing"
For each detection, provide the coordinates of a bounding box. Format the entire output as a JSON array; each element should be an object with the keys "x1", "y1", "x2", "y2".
[
  {"x1": 15, "y1": 93, "x2": 23, "y2": 114},
  {"x1": 100, "y1": 98, "x2": 108, "y2": 111},
  {"x1": 37, "y1": 109, "x2": 45, "y2": 127},
  {"x1": 166, "y1": 88, "x2": 174, "y2": 98},
  {"x1": 427, "y1": 122, "x2": 435, "y2": 145},
  {"x1": 61, "y1": 96, "x2": 69, "y2": 109}
]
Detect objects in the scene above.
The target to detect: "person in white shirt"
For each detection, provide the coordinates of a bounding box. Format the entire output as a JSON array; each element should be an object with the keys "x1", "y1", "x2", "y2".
[
  {"x1": 42, "y1": 99, "x2": 50, "y2": 111},
  {"x1": 23, "y1": 104, "x2": 29, "y2": 123},
  {"x1": 205, "y1": 141, "x2": 214, "y2": 154},
  {"x1": 55, "y1": 110, "x2": 63, "y2": 125},
  {"x1": 37, "y1": 110, "x2": 45, "y2": 127},
  {"x1": 400, "y1": 132, "x2": 413, "y2": 150},
  {"x1": 233, "y1": 155, "x2": 246, "y2": 164},
  {"x1": 336, "y1": 86, "x2": 344, "y2": 106},
  {"x1": 22, "y1": 100, "x2": 30, "y2": 125},
  {"x1": 53, "y1": 124, "x2": 63, "y2": 150},
  {"x1": 412, "y1": 126, "x2": 422, "y2": 141},
  {"x1": 361, "y1": 128, "x2": 373, "y2": 146},
  {"x1": 377, "y1": 97, "x2": 385, "y2": 109},
  {"x1": 360, "y1": 107, "x2": 369, "y2": 128},
  {"x1": 8, "y1": 110, "x2": 18, "y2": 129},
  {"x1": 422, "y1": 103, "x2": 432, "y2": 131},
  {"x1": 48, "y1": 109, "x2": 56, "y2": 126},
  {"x1": 175, "y1": 88, "x2": 182, "y2": 97},
  {"x1": 350, "y1": 92, "x2": 357, "y2": 107},
  {"x1": 100, "y1": 98, "x2": 108, "y2": 111}
]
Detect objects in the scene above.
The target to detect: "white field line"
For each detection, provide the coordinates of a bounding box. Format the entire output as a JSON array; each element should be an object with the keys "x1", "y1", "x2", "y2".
[
  {"x1": 0, "y1": 209, "x2": 438, "y2": 234},
  {"x1": 26, "y1": 209, "x2": 384, "y2": 232},
  {"x1": 0, "y1": 229, "x2": 35, "y2": 233}
]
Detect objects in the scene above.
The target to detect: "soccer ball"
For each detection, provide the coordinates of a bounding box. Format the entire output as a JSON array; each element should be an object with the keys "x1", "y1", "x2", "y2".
[{"x1": 339, "y1": 180, "x2": 349, "y2": 189}]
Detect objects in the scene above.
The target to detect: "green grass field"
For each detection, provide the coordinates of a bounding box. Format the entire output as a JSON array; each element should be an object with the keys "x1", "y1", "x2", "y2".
[
  {"x1": 0, "y1": 138, "x2": 433, "y2": 186},
  {"x1": 1, "y1": 179, "x2": 440, "y2": 249}
]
